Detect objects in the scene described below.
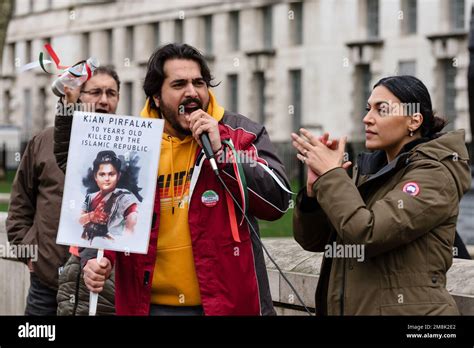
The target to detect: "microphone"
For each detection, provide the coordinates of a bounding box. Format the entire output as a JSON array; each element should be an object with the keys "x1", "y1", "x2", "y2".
[{"x1": 200, "y1": 132, "x2": 219, "y2": 175}]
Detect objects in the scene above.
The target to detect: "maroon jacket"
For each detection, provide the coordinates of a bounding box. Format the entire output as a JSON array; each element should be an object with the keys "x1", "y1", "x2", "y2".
[{"x1": 55, "y1": 110, "x2": 291, "y2": 315}]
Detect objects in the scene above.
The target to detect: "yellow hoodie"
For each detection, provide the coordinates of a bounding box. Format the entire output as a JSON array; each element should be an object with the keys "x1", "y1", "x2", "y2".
[{"x1": 140, "y1": 91, "x2": 224, "y2": 306}]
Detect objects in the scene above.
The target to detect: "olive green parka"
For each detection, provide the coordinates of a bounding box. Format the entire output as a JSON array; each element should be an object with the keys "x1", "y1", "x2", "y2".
[{"x1": 294, "y1": 130, "x2": 471, "y2": 315}]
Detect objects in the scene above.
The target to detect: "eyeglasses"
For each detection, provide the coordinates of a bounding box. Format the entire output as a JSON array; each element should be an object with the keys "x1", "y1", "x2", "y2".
[{"x1": 81, "y1": 88, "x2": 119, "y2": 99}]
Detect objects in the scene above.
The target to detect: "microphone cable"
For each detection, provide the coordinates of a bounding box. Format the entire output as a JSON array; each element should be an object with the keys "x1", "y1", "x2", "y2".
[
  {"x1": 199, "y1": 132, "x2": 313, "y2": 315},
  {"x1": 214, "y1": 170, "x2": 314, "y2": 316}
]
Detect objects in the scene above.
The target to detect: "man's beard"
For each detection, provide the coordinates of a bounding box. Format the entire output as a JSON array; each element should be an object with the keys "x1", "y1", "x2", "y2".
[{"x1": 159, "y1": 97, "x2": 208, "y2": 137}]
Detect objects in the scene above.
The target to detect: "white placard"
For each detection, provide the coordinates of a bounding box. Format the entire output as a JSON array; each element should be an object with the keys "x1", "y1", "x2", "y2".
[{"x1": 56, "y1": 111, "x2": 163, "y2": 254}]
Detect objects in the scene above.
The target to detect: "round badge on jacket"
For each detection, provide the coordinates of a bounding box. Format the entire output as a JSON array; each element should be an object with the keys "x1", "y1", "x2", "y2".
[
  {"x1": 402, "y1": 182, "x2": 420, "y2": 196},
  {"x1": 201, "y1": 190, "x2": 219, "y2": 207}
]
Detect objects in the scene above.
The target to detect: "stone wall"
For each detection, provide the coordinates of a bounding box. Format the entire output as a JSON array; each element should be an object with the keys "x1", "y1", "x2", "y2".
[
  {"x1": 263, "y1": 238, "x2": 474, "y2": 315},
  {"x1": 0, "y1": 212, "x2": 30, "y2": 315}
]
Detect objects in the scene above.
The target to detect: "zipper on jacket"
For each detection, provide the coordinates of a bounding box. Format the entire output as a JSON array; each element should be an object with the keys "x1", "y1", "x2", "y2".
[
  {"x1": 72, "y1": 263, "x2": 81, "y2": 316},
  {"x1": 143, "y1": 270, "x2": 150, "y2": 286},
  {"x1": 340, "y1": 226, "x2": 347, "y2": 316},
  {"x1": 340, "y1": 257, "x2": 346, "y2": 316}
]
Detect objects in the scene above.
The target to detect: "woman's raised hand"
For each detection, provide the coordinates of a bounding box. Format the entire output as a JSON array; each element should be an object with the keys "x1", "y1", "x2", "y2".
[{"x1": 291, "y1": 129, "x2": 352, "y2": 197}]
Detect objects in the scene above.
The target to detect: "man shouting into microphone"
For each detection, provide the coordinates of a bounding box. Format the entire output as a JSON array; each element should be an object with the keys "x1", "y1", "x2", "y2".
[{"x1": 63, "y1": 43, "x2": 292, "y2": 315}]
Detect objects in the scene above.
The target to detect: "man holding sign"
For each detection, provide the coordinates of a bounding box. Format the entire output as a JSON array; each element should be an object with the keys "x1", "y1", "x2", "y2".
[
  {"x1": 7, "y1": 66, "x2": 119, "y2": 315},
  {"x1": 57, "y1": 44, "x2": 292, "y2": 316}
]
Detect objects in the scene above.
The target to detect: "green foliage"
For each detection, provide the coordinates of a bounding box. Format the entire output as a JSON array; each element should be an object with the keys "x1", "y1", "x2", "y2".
[
  {"x1": 258, "y1": 179, "x2": 300, "y2": 238},
  {"x1": 0, "y1": 170, "x2": 14, "y2": 193}
]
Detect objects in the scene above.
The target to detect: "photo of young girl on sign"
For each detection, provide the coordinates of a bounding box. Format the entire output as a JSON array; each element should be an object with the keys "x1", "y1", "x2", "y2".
[{"x1": 79, "y1": 150, "x2": 143, "y2": 243}]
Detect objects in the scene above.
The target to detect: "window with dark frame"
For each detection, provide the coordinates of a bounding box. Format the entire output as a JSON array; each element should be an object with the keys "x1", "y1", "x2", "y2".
[
  {"x1": 3, "y1": 90, "x2": 11, "y2": 124},
  {"x1": 9, "y1": 42, "x2": 15, "y2": 70},
  {"x1": 153, "y1": 22, "x2": 160, "y2": 49},
  {"x1": 39, "y1": 87, "x2": 47, "y2": 128},
  {"x1": 367, "y1": 0, "x2": 379, "y2": 38},
  {"x1": 125, "y1": 26, "x2": 134, "y2": 61},
  {"x1": 442, "y1": 59, "x2": 457, "y2": 131},
  {"x1": 106, "y1": 29, "x2": 113, "y2": 64},
  {"x1": 82, "y1": 32, "x2": 90, "y2": 59},
  {"x1": 124, "y1": 82, "x2": 133, "y2": 116},
  {"x1": 24, "y1": 88, "x2": 32, "y2": 141},
  {"x1": 403, "y1": 0, "x2": 417, "y2": 34},
  {"x1": 204, "y1": 15, "x2": 213, "y2": 55},
  {"x1": 229, "y1": 11, "x2": 240, "y2": 51},
  {"x1": 254, "y1": 72, "x2": 266, "y2": 124},
  {"x1": 355, "y1": 64, "x2": 372, "y2": 139},
  {"x1": 290, "y1": 69, "x2": 302, "y2": 131},
  {"x1": 289, "y1": 2, "x2": 303, "y2": 46},
  {"x1": 398, "y1": 60, "x2": 417, "y2": 76},
  {"x1": 227, "y1": 74, "x2": 239, "y2": 112},
  {"x1": 361, "y1": 65, "x2": 372, "y2": 115},
  {"x1": 262, "y1": 6, "x2": 273, "y2": 49},
  {"x1": 25, "y1": 40, "x2": 31, "y2": 64},
  {"x1": 450, "y1": 0, "x2": 465, "y2": 31},
  {"x1": 175, "y1": 19, "x2": 183, "y2": 44}
]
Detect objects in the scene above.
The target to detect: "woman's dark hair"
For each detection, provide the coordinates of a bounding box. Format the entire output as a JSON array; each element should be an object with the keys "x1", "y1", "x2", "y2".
[
  {"x1": 373, "y1": 75, "x2": 447, "y2": 137},
  {"x1": 83, "y1": 151, "x2": 143, "y2": 202},
  {"x1": 143, "y1": 43, "x2": 219, "y2": 109},
  {"x1": 92, "y1": 150, "x2": 121, "y2": 175}
]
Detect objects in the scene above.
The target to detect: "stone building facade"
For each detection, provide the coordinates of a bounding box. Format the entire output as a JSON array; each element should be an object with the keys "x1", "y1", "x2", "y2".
[{"x1": 1, "y1": 0, "x2": 472, "y2": 172}]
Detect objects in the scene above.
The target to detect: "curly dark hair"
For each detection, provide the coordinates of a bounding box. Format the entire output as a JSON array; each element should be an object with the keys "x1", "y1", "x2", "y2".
[
  {"x1": 83, "y1": 150, "x2": 143, "y2": 202},
  {"x1": 92, "y1": 150, "x2": 121, "y2": 175},
  {"x1": 143, "y1": 43, "x2": 220, "y2": 110}
]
